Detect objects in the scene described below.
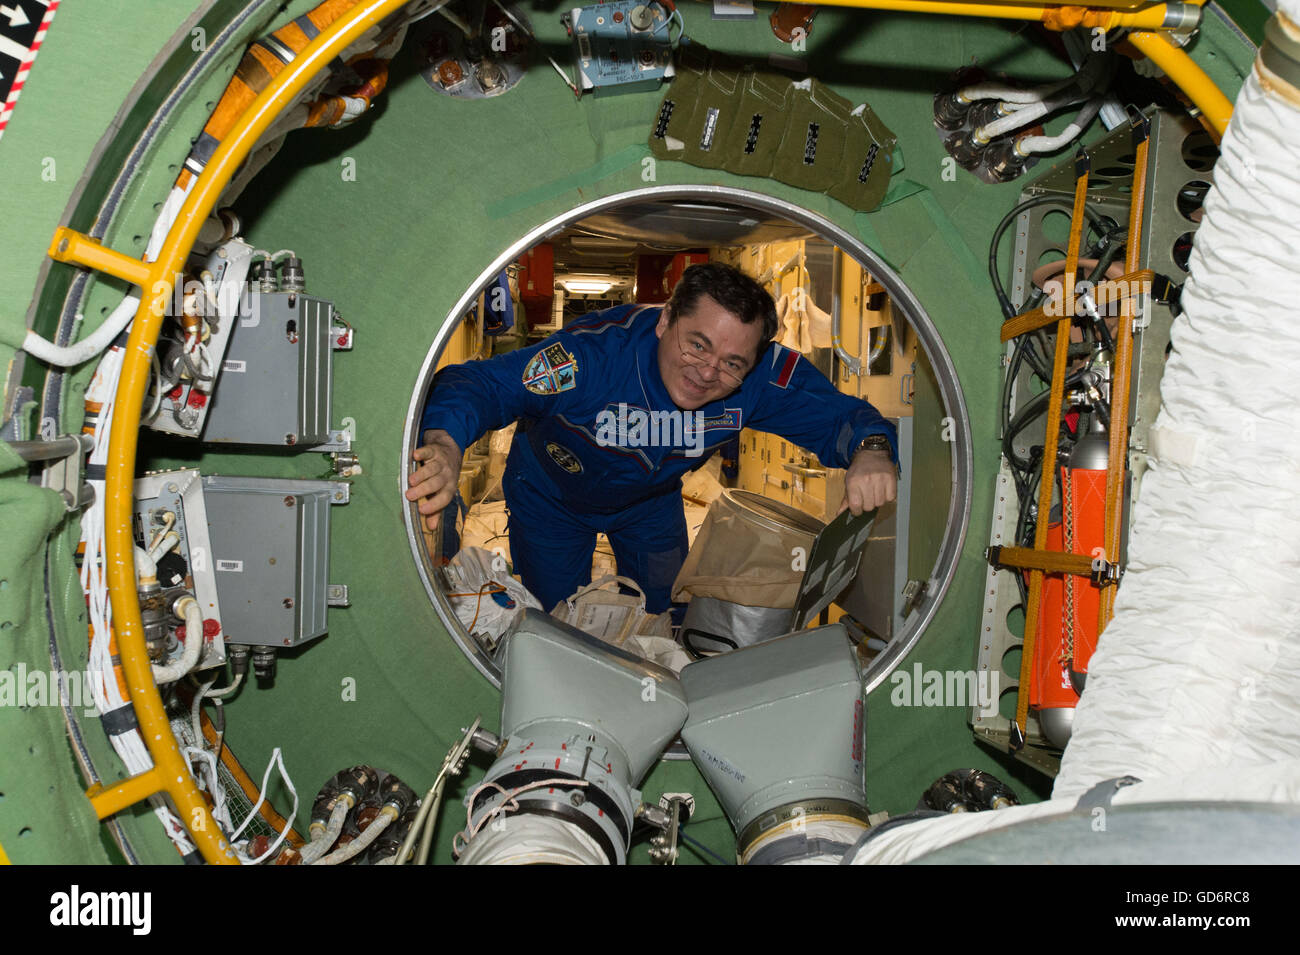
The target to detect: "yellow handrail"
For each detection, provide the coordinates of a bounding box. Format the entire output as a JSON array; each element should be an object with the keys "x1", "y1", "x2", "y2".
[
  {"x1": 1128, "y1": 30, "x2": 1233, "y2": 137},
  {"x1": 49, "y1": 0, "x2": 414, "y2": 866},
  {"x1": 760, "y1": 0, "x2": 1193, "y2": 31}
]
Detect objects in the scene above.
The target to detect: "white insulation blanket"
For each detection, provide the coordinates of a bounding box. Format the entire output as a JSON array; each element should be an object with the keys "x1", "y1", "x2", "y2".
[{"x1": 854, "y1": 8, "x2": 1300, "y2": 863}]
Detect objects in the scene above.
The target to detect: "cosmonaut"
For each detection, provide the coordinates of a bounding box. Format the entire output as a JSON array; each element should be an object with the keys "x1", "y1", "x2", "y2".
[{"x1": 407, "y1": 263, "x2": 899, "y2": 614}]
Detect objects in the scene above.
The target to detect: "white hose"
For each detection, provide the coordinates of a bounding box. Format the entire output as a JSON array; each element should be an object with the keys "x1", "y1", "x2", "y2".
[
  {"x1": 134, "y1": 545, "x2": 157, "y2": 584},
  {"x1": 1015, "y1": 97, "x2": 1106, "y2": 156},
  {"x1": 21, "y1": 183, "x2": 192, "y2": 367},
  {"x1": 312, "y1": 807, "x2": 397, "y2": 865},
  {"x1": 298, "y1": 799, "x2": 351, "y2": 865},
  {"x1": 975, "y1": 55, "x2": 1110, "y2": 143},
  {"x1": 148, "y1": 530, "x2": 180, "y2": 562},
  {"x1": 456, "y1": 813, "x2": 610, "y2": 865},
  {"x1": 204, "y1": 671, "x2": 244, "y2": 699},
  {"x1": 957, "y1": 75, "x2": 1073, "y2": 104},
  {"x1": 151, "y1": 596, "x2": 204, "y2": 685}
]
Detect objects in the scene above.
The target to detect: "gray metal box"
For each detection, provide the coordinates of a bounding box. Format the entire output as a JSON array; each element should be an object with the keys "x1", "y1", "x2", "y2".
[
  {"x1": 201, "y1": 475, "x2": 349, "y2": 649},
  {"x1": 203, "y1": 291, "x2": 338, "y2": 448}
]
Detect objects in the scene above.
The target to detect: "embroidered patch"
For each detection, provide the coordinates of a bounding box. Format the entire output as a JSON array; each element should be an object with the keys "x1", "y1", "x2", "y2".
[
  {"x1": 522, "y1": 343, "x2": 578, "y2": 395},
  {"x1": 701, "y1": 409, "x2": 743, "y2": 433},
  {"x1": 545, "y1": 442, "x2": 583, "y2": 474},
  {"x1": 770, "y1": 346, "x2": 800, "y2": 389}
]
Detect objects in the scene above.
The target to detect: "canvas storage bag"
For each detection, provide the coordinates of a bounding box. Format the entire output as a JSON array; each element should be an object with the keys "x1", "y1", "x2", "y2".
[
  {"x1": 550, "y1": 575, "x2": 689, "y2": 672},
  {"x1": 671, "y1": 489, "x2": 826, "y2": 608}
]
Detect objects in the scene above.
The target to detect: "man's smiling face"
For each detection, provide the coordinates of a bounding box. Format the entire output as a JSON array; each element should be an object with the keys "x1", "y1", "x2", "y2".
[{"x1": 655, "y1": 294, "x2": 766, "y2": 410}]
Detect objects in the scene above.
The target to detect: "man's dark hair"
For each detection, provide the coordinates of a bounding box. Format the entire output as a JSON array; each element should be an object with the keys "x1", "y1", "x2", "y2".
[{"x1": 665, "y1": 262, "x2": 778, "y2": 348}]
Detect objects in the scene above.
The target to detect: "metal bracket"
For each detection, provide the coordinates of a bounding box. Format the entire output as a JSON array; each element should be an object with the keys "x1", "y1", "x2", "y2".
[
  {"x1": 330, "y1": 320, "x2": 354, "y2": 351},
  {"x1": 900, "y1": 578, "x2": 927, "y2": 619},
  {"x1": 1090, "y1": 558, "x2": 1121, "y2": 587},
  {"x1": 648, "y1": 793, "x2": 695, "y2": 865},
  {"x1": 12, "y1": 434, "x2": 95, "y2": 511},
  {"x1": 308, "y1": 428, "x2": 353, "y2": 453},
  {"x1": 326, "y1": 584, "x2": 350, "y2": 607}
]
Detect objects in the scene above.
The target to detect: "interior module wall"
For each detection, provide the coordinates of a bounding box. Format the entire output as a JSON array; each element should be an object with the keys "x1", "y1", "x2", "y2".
[{"x1": 0, "y1": 0, "x2": 1260, "y2": 862}]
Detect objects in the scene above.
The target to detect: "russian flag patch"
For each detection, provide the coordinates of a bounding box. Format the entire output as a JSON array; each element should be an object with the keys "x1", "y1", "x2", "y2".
[{"x1": 770, "y1": 345, "x2": 800, "y2": 389}]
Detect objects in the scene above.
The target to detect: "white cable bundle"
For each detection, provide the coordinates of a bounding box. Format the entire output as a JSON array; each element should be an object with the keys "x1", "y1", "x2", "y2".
[
  {"x1": 76, "y1": 182, "x2": 204, "y2": 857},
  {"x1": 80, "y1": 341, "x2": 196, "y2": 855}
]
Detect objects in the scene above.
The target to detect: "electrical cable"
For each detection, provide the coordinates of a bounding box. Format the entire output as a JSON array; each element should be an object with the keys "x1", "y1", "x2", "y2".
[
  {"x1": 313, "y1": 808, "x2": 396, "y2": 865},
  {"x1": 231, "y1": 747, "x2": 299, "y2": 864},
  {"x1": 679, "y1": 830, "x2": 733, "y2": 865},
  {"x1": 974, "y1": 52, "x2": 1112, "y2": 144},
  {"x1": 989, "y1": 195, "x2": 1112, "y2": 319}
]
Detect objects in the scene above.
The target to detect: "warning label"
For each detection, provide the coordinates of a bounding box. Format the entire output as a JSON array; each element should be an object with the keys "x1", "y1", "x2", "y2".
[{"x1": 0, "y1": 2, "x2": 60, "y2": 145}]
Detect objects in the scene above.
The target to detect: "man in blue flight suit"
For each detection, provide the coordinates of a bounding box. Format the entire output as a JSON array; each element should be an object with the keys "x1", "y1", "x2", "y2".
[{"x1": 407, "y1": 263, "x2": 898, "y2": 614}]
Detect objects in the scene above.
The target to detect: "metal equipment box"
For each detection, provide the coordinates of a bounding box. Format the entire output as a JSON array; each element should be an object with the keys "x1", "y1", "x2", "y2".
[
  {"x1": 201, "y1": 475, "x2": 349, "y2": 649},
  {"x1": 566, "y1": 2, "x2": 675, "y2": 97}
]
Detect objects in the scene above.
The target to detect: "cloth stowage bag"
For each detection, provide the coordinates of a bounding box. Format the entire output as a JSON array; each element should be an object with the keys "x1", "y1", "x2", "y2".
[
  {"x1": 551, "y1": 575, "x2": 689, "y2": 673},
  {"x1": 672, "y1": 490, "x2": 824, "y2": 608}
]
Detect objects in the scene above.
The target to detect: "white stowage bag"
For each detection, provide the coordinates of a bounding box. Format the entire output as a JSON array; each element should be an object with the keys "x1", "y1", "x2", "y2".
[
  {"x1": 442, "y1": 546, "x2": 541, "y2": 648},
  {"x1": 551, "y1": 576, "x2": 691, "y2": 673}
]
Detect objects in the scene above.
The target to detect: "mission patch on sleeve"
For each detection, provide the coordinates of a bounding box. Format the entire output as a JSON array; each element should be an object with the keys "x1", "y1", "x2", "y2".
[{"x1": 523, "y1": 342, "x2": 579, "y2": 395}]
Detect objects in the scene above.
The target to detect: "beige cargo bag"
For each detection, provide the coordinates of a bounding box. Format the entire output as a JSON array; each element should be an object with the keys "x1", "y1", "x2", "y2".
[
  {"x1": 671, "y1": 489, "x2": 826, "y2": 608},
  {"x1": 551, "y1": 575, "x2": 690, "y2": 673}
]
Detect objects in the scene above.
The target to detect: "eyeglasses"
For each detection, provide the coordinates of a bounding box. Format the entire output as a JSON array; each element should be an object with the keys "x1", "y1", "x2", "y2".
[{"x1": 673, "y1": 322, "x2": 749, "y2": 388}]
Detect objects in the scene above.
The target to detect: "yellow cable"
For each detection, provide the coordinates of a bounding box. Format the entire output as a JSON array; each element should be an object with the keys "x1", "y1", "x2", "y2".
[
  {"x1": 760, "y1": 0, "x2": 1181, "y2": 31},
  {"x1": 57, "y1": 0, "x2": 414, "y2": 866},
  {"x1": 1128, "y1": 31, "x2": 1233, "y2": 138}
]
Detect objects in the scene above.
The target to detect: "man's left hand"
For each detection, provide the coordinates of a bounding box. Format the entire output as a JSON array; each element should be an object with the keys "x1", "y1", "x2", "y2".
[{"x1": 838, "y1": 448, "x2": 897, "y2": 516}]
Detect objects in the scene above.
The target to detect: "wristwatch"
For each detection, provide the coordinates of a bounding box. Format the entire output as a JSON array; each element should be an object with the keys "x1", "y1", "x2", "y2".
[{"x1": 855, "y1": 434, "x2": 892, "y2": 456}]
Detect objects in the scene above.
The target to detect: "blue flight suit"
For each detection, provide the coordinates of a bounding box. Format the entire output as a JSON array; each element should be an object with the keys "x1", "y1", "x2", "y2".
[{"x1": 421, "y1": 303, "x2": 897, "y2": 613}]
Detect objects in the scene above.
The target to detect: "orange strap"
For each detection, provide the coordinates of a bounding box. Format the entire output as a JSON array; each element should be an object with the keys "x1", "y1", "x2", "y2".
[
  {"x1": 1012, "y1": 149, "x2": 1091, "y2": 751},
  {"x1": 989, "y1": 545, "x2": 1095, "y2": 578},
  {"x1": 1097, "y1": 113, "x2": 1152, "y2": 631},
  {"x1": 1000, "y1": 270, "x2": 1155, "y2": 342}
]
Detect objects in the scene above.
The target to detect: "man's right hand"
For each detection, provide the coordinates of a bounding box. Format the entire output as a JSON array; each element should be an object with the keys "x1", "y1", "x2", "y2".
[{"x1": 405, "y1": 429, "x2": 463, "y2": 531}]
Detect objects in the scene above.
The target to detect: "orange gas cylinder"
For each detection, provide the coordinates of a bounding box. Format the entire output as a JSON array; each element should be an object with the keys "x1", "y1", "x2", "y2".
[{"x1": 1029, "y1": 423, "x2": 1109, "y2": 748}]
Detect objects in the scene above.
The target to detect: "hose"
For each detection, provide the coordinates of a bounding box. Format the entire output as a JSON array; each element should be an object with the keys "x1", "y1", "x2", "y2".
[
  {"x1": 957, "y1": 75, "x2": 1075, "y2": 104},
  {"x1": 298, "y1": 799, "x2": 351, "y2": 865},
  {"x1": 204, "y1": 670, "x2": 244, "y2": 699},
  {"x1": 152, "y1": 596, "x2": 205, "y2": 685},
  {"x1": 975, "y1": 53, "x2": 1112, "y2": 144},
  {"x1": 989, "y1": 195, "x2": 1112, "y2": 319},
  {"x1": 312, "y1": 806, "x2": 397, "y2": 865},
  {"x1": 1015, "y1": 96, "x2": 1106, "y2": 156}
]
